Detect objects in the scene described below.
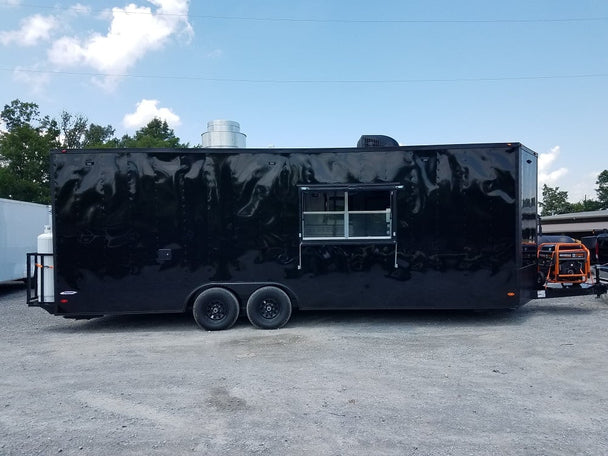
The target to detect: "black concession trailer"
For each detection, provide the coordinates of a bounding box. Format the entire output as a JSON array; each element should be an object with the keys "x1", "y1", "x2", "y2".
[{"x1": 28, "y1": 141, "x2": 541, "y2": 330}]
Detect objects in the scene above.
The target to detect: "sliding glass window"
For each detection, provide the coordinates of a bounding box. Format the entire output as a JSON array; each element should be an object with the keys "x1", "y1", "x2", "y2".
[{"x1": 300, "y1": 186, "x2": 395, "y2": 241}]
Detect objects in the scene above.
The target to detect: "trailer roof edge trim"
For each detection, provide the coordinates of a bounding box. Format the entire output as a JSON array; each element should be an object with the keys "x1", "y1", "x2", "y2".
[{"x1": 51, "y1": 142, "x2": 525, "y2": 155}]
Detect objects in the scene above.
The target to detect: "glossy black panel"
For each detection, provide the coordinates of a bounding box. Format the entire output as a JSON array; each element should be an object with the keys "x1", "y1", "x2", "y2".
[
  {"x1": 50, "y1": 144, "x2": 536, "y2": 315},
  {"x1": 519, "y1": 147, "x2": 539, "y2": 299}
]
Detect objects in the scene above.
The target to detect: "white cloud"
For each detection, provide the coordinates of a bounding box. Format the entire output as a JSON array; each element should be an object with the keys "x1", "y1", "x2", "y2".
[
  {"x1": 48, "y1": 36, "x2": 85, "y2": 66},
  {"x1": 207, "y1": 49, "x2": 223, "y2": 58},
  {"x1": 47, "y1": 0, "x2": 193, "y2": 90},
  {"x1": 0, "y1": 14, "x2": 59, "y2": 46},
  {"x1": 538, "y1": 145, "x2": 568, "y2": 186},
  {"x1": 123, "y1": 99, "x2": 181, "y2": 129},
  {"x1": 537, "y1": 147, "x2": 601, "y2": 203},
  {"x1": 538, "y1": 145, "x2": 558, "y2": 173},
  {"x1": 539, "y1": 167, "x2": 568, "y2": 185},
  {"x1": 67, "y1": 3, "x2": 92, "y2": 16},
  {"x1": 90, "y1": 74, "x2": 124, "y2": 92},
  {"x1": 13, "y1": 65, "x2": 51, "y2": 93},
  {"x1": 568, "y1": 171, "x2": 601, "y2": 203},
  {"x1": 2, "y1": 0, "x2": 22, "y2": 6}
]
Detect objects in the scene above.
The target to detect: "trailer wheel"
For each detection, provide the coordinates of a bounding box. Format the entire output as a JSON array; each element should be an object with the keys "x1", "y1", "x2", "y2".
[
  {"x1": 192, "y1": 288, "x2": 240, "y2": 331},
  {"x1": 246, "y1": 286, "x2": 292, "y2": 329},
  {"x1": 536, "y1": 272, "x2": 546, "y2": 289}
]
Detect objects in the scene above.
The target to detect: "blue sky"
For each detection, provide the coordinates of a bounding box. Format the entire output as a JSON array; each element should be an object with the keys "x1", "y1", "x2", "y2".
[{"x1": 1, "y1": 0, "x2": 607, "y2": 202}]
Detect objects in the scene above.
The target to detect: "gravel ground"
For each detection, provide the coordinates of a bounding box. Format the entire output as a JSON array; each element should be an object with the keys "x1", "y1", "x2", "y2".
[{"x1": 1, "y1": 282, "x2": 607, "y2": 456}]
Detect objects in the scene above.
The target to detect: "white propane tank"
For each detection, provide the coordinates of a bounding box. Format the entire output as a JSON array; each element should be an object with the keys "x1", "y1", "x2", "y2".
[{"x1": 37, "y1": 225, "x2": 54, "y2": 303}]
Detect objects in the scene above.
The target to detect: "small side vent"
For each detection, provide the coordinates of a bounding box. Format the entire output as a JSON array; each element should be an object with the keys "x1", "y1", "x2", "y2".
[{"x1": 357, "y1": 135, "x2": 399, "y2": 148}]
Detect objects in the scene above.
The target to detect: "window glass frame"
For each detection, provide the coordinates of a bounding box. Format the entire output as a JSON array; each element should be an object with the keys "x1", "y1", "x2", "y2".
[{"x1": 299, "y1": 183, "x2": 400, "y2": 244}]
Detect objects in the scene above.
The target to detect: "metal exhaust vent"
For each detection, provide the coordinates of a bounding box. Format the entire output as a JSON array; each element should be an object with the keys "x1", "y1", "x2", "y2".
[{"x1": 202, "y1": 120, "x2": 247, "y2": 148}]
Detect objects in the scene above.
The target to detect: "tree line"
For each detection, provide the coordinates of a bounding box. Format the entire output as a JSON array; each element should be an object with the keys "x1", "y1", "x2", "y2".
[
  {"x1": 540, "y1": 174, "x2": 608, "y2": 217},
  {"x1": 1, "y1": 98, "x2": 607, "y2": 212},
  {"x1": 0, "y1": 99, "x2": 188, "y2": 204}
]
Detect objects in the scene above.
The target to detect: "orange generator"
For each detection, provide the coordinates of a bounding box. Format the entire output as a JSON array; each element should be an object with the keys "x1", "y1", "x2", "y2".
[{"x1": 537, "y1": 242, "x2": 591, "y2": 287}]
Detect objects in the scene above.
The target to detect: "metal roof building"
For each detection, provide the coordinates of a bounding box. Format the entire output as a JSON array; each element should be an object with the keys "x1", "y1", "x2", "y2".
[{"x1": 540, "y1": 209, "x2": 608, "y2": 237}]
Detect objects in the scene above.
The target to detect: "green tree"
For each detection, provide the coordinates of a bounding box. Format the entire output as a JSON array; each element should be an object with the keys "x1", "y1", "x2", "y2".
[
  {"x1": 569, "y1": 198, "x2": 603, "y2": 213},
  {"x1": 59, "y1": 111, "x2": 88, "y2": 149},
  {"x1": 120, "y1": 118, "x2": 186, "y2": 148},
  {"x1": 596, "y1": 170, "x2": 608, "y2": 207},
  {"x1": 0, "y1": 99, "x2": 59, "y2": 203},
  {"x1": 60, "y1": 111, "x2": 121, "y2": 149},
  {"x1": 539, "y1": 184, "x2": 572, "y2": 216},
  {"x1": 1, "y1": 99, "x2": 39, "y2": 129},
  {"x1": 83, "y1": 123, "x2": 118, "y2": 148}
]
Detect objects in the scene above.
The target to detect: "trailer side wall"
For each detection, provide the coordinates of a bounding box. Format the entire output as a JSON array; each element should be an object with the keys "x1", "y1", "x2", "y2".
[
  {"x1": 1, "y1": 198, "x2": 48, "y2": 282},
  {"x1": 49, "y1": 144, "x2": 536, "y2": 315}
]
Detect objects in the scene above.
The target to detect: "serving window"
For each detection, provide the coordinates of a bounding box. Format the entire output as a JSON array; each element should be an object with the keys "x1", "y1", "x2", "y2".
[{"x1": 300, "y1": 184, "x2": 399, "y2": 242}]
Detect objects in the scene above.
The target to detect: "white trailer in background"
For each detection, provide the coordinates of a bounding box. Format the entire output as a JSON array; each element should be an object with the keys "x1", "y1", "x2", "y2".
[{"x1": 0, "y1": 198, "x2": 49, "y2": 283}]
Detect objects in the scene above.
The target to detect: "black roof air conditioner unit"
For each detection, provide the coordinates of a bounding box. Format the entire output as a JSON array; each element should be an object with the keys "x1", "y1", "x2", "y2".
[{"x1": 357, "y1": 135, "x2": 399, "y2": 148}]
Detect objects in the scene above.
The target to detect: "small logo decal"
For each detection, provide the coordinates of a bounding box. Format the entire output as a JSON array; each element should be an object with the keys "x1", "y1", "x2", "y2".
[{"x1": 60, "y1": 291, "x2": 78, "y2": 295}]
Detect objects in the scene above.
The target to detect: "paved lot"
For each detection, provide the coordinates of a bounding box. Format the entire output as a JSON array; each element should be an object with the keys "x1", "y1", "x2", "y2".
[{"x1": 1, "y1": 282, "x2": 607, "y2": 456}]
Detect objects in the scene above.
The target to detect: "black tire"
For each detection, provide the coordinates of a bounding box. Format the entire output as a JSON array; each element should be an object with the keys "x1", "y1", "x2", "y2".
[
  {"x1": 246, "y1": 286, "x2": 292, "y2": 329},
  {"x1": 192, "y1": 288, "x2": 240, "y2": 331},
  {"x1": 536, "y1": 271, "x2": 546, "y2": 289}
]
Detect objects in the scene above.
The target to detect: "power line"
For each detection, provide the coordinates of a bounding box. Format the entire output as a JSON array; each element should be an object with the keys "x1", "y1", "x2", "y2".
[
  {"x1": 2, "y1": 2, "x2": 608, "y2": 24},
  {"x1": 3, "y1": 67, "x2": 608, "y2": 84}
]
